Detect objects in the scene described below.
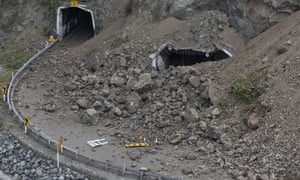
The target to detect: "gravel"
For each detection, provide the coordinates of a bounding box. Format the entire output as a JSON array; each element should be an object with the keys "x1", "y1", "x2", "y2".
[{"x1": 0, "y1": 133, "x2": 88, "y2": 180}]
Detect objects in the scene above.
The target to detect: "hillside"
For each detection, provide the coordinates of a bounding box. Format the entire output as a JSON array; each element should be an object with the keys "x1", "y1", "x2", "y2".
[{"x1": 1, "y1": 0, "x2": 300, "y2": 179}]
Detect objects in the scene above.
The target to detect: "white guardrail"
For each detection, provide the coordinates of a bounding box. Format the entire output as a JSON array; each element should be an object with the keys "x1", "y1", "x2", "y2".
[{"x1": 3, "y1": 41, "x2": 178, "y2": 180}]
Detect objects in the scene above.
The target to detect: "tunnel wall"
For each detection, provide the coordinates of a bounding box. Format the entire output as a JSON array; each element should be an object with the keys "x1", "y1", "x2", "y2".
[{"x1": 57, "y1": 6, "x2": 96, "y2": 41}]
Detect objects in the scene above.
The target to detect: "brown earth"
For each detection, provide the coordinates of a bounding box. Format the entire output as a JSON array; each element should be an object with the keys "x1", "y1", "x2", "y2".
[{"x1": 4, "y1": 2, "x2": 300, "y2": 180}]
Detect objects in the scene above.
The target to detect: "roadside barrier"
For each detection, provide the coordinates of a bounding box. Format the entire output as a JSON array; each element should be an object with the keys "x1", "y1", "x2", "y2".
[{"x1": 3, "y1": 41, "x2": 178, "y2": 180}]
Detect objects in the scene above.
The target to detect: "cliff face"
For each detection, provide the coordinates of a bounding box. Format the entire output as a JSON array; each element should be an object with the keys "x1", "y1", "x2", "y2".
[
  {"x1": 122, "y1": 0, "x2": 300, "y2": 38},
  {"x1": 0, "y1": 0, "x2": 299, "y2": 41}
]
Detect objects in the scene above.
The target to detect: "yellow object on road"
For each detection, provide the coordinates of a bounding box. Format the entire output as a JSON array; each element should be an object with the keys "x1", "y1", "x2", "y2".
[{"x1": 125, "y1": 142, "x2": 151, "y2": 148}]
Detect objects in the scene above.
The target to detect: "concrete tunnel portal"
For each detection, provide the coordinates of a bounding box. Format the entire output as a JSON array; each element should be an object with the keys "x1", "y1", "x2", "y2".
[{"x1": 57, "y1": 6, "x2": 95, "y2": 42}]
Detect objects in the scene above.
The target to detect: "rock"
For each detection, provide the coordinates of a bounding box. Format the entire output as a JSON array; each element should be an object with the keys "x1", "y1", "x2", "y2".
[
  {"x1": 110, "y1": 73, "x2": 126, "y2": 86},
  {"x1": 71, "y1": 105, "x2": 79, "y2": 111},
  {"x1": 76, "y1": 98, "x2": 88, "y2": 109},
  {"x1": 120, "y1": 57, "x2": 127, "y2": 67},
  {"x1": 126, "y1": 76, "x2": 137, "y2": 88},
  {"x1": 183, "y1": 152, "x2": 197, "y2": 160},
  {"x1": 133, "y1": 73, "x2": 153, "y2": 93},
  {"x1": 86, "y1": 53, "x2": 103, "y2": 72},
  {"x1": 93, "y1": 100, "x2": 107, "y2": 112},
  {"x1": 206, "y1": 142, "x2": 215, "y2": 153},
  {"x1": 220, "y1": 133, "x2": 232, "y2": 148},
  {"x1": 199, "y1": 121, "x2": 207, "y2": 131},
  {"x1": 86, "y1": 108, "x2": 98, "y2": 117},
  {"x1": 113, "y1": 107, "x2": 122, "y2": 116},
  {"x1": 43, "y1": 102, "x2": 56, "y2": 112},
  {"x1": 103, "y1": 100, "x2": 114, "y2": 110},
  {"x1": 156, "y1": 120, "x2": 170, "y2": 129},
  {"x1": 126, "y1": 92, "x2": 142, "y2": 114},
  {"x1": 99, "y1": 88, "x2": 110, "y2": 97},
  {"x1": 170, "y1": 133, "x2": 182, "y2": 145},
  {"x1": 211, "y1": 107, "x2": 221, "y2": 117},
  {"x1": 16, "y1": 25, "x2": 24, "y2": 32},
  {"x1": 187, "y1": 135, "x2": 197, "y2": 145},
  {"x1": 87, "y1": 74, "x2": 98, "y2": 85},
  {"x1": 36, "y1": 168, "x2": 43, "y2": 176},
  {"x1": 247, "y1": 113, "x2": 260, "y2": 129},
  {"x1": 184, "y1": 108, "x2": 199, "y2": 122},
  {"x1": 257, "y1": 174, "x2": 269, "y2": 180},
  {"x1": 182, "y1": 168, "x2": 193, "y2": 175},
  {"x1": 206, "y1": 126, "x2": 224, "y2": 140},
  {"x1": 81, "y1": 109, "x2": 99, "y2": 125},
  {"x1": 188, "y1": 75, "x2": 201, "y2": 88},
  {"x1": 139, "y1": 167, "x2": 150, "y2": 172}
]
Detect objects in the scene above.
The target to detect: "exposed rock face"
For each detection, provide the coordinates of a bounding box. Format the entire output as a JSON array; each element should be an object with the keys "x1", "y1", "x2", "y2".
[{"x1": 123, "y1": 0, "x2": 300, "y2": 38}]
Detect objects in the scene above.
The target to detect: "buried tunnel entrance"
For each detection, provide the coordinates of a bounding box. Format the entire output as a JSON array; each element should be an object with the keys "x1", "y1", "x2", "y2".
[
  {"x1": 57, "y1": 6, "x2": 95, "y2": 42},
  {"x1": 151, "y1": 44, "x2": 232, "y2": 70}
]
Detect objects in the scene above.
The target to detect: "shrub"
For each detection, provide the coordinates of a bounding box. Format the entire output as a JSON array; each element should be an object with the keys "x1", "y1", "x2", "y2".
[{"x1": 230, "y1": 76, "x2": 264, "y2": 103}]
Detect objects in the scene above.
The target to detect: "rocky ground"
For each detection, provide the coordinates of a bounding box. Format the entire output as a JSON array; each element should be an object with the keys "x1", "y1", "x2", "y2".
[
  {"x1": 1, "y1": 0, "x2": 300, "y2": 180},
  {"x1": 0, "y1": 133, "x2": 88, "y2": 180}
]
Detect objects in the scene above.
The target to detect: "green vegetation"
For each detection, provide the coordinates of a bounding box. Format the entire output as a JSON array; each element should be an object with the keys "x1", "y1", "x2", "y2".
[
  {"x1": 38, "y1": 0, "x2": 59, "y2": 36},
  {"x1": 2, "y1": 0, "x2": 19, "y2": 5},
  {"x1": 42, "y1": 26, "x2": 54, "y2": 37},
  {"x1": 230, "y1": 76, "x2": 264, "y2": 103},
  {"x1": 0, "y1": 72, "x2": 10, "y2": 85},
  {"x1": 39, "y1": 0, "x2": 59, "y2": 17},
  {"x1": 0, "y1": 40, "x2": 30, "y2": 71}
]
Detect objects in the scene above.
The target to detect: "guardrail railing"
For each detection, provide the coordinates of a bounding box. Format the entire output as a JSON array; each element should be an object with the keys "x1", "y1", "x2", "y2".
[{"x1": 3, "y1": 41, "x2": 178, "y2": 180}]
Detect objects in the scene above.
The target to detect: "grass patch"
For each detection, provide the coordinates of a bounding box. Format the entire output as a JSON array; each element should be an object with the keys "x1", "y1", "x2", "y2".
[
  {"x1": 1, "y1": 0, "x2": 19, "y2": 5},
  {"x1": 230, "y1": 76, "x2": 264, "y2": 103},
  {"x1": 0, "y1": 72, "x2": 10, "y2": 85},
  {"x1": 0, "y1": 40, "x2": 30, "y2": 71}
]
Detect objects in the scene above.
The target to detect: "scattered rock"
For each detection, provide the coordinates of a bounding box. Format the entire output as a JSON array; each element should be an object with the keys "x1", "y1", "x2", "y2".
[
  {"x1": 247, "y1": 113, "x2": 260, "y2": 129},
  {"x1": 183, "y1": 152, "x2": 197, "y2": 160},
  {"x1": 86, "y1": 108, "x2": 98, "y2": 117},
  {"x1": 76, "y1": 98, "x2": 89, "y2": 109},
  {"x1": 170, "y1": 133, "x2": 182, "y2": 145},
  {"x1": 184, "y1": 108, "x2": 199, "y2": 122},
  {"x1": 81, "y1": 109, "x2": 99, "y2": 125},
  {"x1": 113, "y1": 107, "x2": 122, "y2": 116},
  {"x1": 42, "y1": 102, "x2": 56, "y2": 112},
  {"x1": 139, "y1": 167, "x2": 150, "y2": 172},
  {"x1": 206, "y1": 126, "x2": 224, "y2": 140},
  {"x1": 199, "y1": 121, "x2": 207, "y2": 131},
  {"x1": 182, "y1": 168, "x2": 193, "y2": 175},
  {"x1": 211, "y1": 107, "x2": 221, "y2": 117},
  {"x1": 110, "y1": 73, "x2": 126, "y2": 86},
  {"x1": 188, "y1": 75, "x2": 201, "y2": 88},
  {"x1": 126, "y1": 92, "x2": 142, "y2": 114},
  {"x1": 71, "y1": 105, "x2": 79, "y2": 111},
  {"x1": 133, "y1": 73, "x2": 153, "y2": 93}
]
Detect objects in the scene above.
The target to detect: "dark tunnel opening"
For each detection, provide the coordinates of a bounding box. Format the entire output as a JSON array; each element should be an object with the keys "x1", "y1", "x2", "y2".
[
  {"x1": 57, "y1": 7, "x2": 95, "y2": 43},
  {"x1": 160, "y1": 47, "x2": 231, "y2": 68}
]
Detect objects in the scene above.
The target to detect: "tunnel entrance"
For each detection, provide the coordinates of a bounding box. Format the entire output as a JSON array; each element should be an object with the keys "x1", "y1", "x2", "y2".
[
  {"x1": 57, "y1": 6, "x2": 95, "y2": 42},
  {"x1": 151, "y1": 43, "x2": 232, "y2": 70}
]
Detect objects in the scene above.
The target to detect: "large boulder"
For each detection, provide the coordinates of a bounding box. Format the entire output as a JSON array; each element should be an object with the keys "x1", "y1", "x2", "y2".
[
  {"x1": 81, "y1": 108, "x2": 99, "y2": 126},
  {"x1": 133, "y1": 73, "x2": 153, "y2": 93},
  {"x1": 126, "y1": 92, "x2": 142, "y2": 114}
]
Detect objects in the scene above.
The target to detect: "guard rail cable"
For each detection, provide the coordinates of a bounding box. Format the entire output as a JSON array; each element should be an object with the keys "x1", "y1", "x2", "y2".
[{"x1": 3, "y1": 41, "x2": 178, "y2": 180}]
